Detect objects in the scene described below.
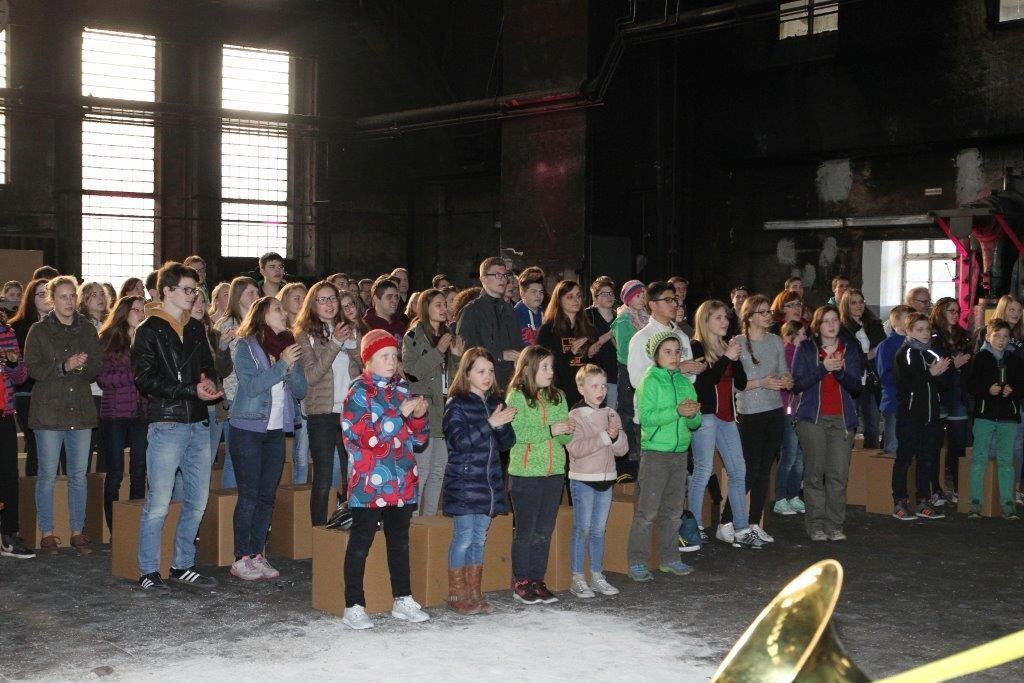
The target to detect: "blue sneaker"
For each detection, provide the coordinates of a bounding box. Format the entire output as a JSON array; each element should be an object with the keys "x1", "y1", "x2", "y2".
[
  {"x1": 628, "y1": 563, "x2": 654, "y2": 582},
  {"x1": 659, "y1": 561, "x2": 695, "y2": 576},
  {"x1": 677, "y1": 510, "x2": 702, "y2": 553}
]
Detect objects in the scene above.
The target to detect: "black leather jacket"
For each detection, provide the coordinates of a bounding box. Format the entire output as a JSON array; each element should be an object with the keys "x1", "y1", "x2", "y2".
[{"x1": 132, "y1": 314, "x2": 218, "y2": 424}]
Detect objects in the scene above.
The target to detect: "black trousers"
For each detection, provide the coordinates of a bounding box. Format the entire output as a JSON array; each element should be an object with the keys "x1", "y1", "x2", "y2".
[
  {"x1": 508, "y1": 474, "x2": 564, "y2": 581},
  {"x1": 942, "y1": 418, "x2": 968, "y2": 492},
  {"x1": 307, "y1": 412, "x2": 346, "y2": 526},
  {"x1": 894, "y1": 416, "x2": 943, "y2": 502},
  {"x1": 15, "y1": 394, "x2": 36, "y2": 476},
  {"x1": 343, "y1": 505, "x2": 414, "y2": 607},
  {"x1": 99, "y1": 417, "x2": 148, "y2": 532},
  {"x1": 722, "y1": 408, "x2": 784, "y2": 526},
  {"x1": 0, "y1": 414, "x2": 20, "y2": 535}
]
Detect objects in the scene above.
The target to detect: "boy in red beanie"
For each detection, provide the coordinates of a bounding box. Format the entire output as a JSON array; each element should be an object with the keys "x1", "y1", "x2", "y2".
[{"x1": 339, "y1": 329, "x2": 430, "y2": 629}]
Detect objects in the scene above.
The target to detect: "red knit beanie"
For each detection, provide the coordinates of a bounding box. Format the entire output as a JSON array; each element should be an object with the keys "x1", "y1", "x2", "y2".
[{"x1": 360, "y1": 328, "x2": 399, "y2": 365}]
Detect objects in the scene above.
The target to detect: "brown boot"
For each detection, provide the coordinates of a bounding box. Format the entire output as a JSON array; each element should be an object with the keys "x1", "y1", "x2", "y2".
[
  {"x1": 446, "y1": 567, "x2": 479, "y2": 615},
  {"x1": 40, "y1": 535, "x2": 61, "y2": 556},
  {"x1": 70, "y1": 533, "x2": 93, "y2": 556},
  {"x1": 466, "y1": 565, "x2": 494, "y2": 615}
]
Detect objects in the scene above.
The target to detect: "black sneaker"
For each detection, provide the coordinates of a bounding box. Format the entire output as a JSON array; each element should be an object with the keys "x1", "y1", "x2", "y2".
[
  {"x1": 513, "y1": 579, "x2": 543, "y2": 605},
  {"x1": 169, "y1": 565, "x2": 219, "y2": 588},
  {"x1": 139, "y1": 572, "x2": 169, "y2": 591},
  {"x1": 531, "y1": 580, "x2": 559, "y2": 604},
  {"x1": 1, "y1": 533, "x2": 36, "y2": 559}
]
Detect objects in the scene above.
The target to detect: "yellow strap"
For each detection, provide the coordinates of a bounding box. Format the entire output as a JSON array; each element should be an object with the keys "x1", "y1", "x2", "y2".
[{"x1": 877, "y1": 629, "x2": 1024, "y2": 683}]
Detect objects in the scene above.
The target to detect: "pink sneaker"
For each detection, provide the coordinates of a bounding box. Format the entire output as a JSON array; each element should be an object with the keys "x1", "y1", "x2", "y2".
[
  {"x1": 252, "y1": 554, "x2": 280, "y2": 579},
  {"x1": 230, "y1": 556, "x2": 263, "y2": 581}
]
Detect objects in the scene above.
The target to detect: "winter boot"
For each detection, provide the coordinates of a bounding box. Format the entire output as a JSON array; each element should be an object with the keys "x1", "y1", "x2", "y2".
[
  {"x1": 466, "y1": 564, "x2": 493, "y2": 615},
  {"x1": 446, "y1": 567, "x2": 479, "y2": 615}
]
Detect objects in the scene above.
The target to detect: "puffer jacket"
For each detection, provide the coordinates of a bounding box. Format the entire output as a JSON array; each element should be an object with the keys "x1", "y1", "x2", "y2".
[
  {"x1": 229, "y1": 337, "x2": 307, "y2": 432},
  {"x1": 791, "y1": 337, "x2": 862, "y2": 431},
  {"x1": 0, "y1": 324, "x2": 27, "y2": 415},
  {"x1": 296, "y1": 326, "x2": 348, "y2": 416},
  {"x1": 341, "y1": 371, "x2": 429, "y2": 508},
  {"x1": 566, "y1": 402, "x2": 629, "y2": 481},
  {"x1": 635, "y1": 365, "x2": 702, "y2": 453},
  {"x1": 132, "y1": 308, "x2": 218, "y2": 424},
  {"x1": 401, "y1": 322, "x2": 454, "y2": 431},
  {"x1": 24, "y1": 311, "x2": 102, "y2": 430},
  {"x1": 442, "y1": 393, "x2": 515, "y2": 516},
  {"x1": 506, "y1": 389, "x2": 571, "y2": 477},
  {"x1": 97, "y1": 350, "x2": 147, "y2": 419}
]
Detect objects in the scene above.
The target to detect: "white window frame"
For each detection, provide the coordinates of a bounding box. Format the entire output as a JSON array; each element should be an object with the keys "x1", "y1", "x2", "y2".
[
  {"x1": 779, "y1": 0, "x2": 839, "y2": 40},
  {"x1": 0, "y1": 29, "x2": 9, "y2": 185},
  {"x1": 1000, "y1": 1, "x2": 1024, "y2": 23},
  {"x1": 901, "y1": 239, "x2": 957, "y2": 303}
]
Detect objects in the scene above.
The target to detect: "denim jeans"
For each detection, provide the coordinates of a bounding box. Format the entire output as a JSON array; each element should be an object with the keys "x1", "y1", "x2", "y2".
[
  {"x1": 568, "y1": 479, "x2": 613, "y2": 574},
  {"x1": 776, "y1": 417, "x2": 804, "y2": 500},
  {"x1": 219, "y1": 422, "x2": 237, "y2": 489},
  {"x1": 881, "y1": 411, "x2": 898, "y2": 454},
  {"x1": 415, "y1": 437, "x2": 448, "y2": 516},
  {"x1": 138, "y1": 421, "x2": 212, "y2": 576},
  {"x1": 292, "y1": 414, "x2": 309, "y2": 484},
  {"x1": 230, "y1": 427, "x2": 286, "y2": 558},
  {"x1": 893, "y1": 416, "x2": 942, "y2": 503},
  {"x1": 689, "y1": 414, "x2": 748, "y2": 530},
  {"x1": 449, "y1": 513, "x2": 490, "y2": 568},
  {"x1": 99, "y1": 417, "x2": 148, "y2": 532},
  {"x1": 207, "y1": 405, "x2": 225, "y2": 463},
  {"x1": 858, "y1": 390, "x2": 881, "y2": 449},
  {"x1": 35, "y1": 429, "x2": 91, "y2": 533}
]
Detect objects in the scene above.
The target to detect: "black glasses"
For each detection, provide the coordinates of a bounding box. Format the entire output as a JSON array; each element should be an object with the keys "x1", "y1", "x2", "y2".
[
  {"x1": 484, "y1": 272, "x2": 509, "y2": 281},
  {"x1": 315, "y1": 296, "x2": 339, "y2": 304},
  {"x1": 171, "y1": 286, "x2": 198, "y2": 296},
  {"x1": 651, "y1": 296, "x2": 679, "y2": 304},
  {"x1": 754, "y1": 309, "x2": 772, "y2": 316}
]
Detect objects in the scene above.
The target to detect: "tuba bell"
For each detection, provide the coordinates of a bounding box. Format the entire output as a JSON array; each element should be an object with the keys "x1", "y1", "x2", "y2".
[{"x1": 712, "y1": 559, "x2": 1024, "y2": 683}]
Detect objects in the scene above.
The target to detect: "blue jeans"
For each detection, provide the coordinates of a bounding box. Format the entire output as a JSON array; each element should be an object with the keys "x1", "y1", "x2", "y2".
[
  {"x1": 292, "y1": 415, "x2": 309, "y2": 484},
  {"x1": 138, "y1": 421, "x2": 212, "y2": 575},
  {"x1": 448, "y1": 513, "x2": 490, "y2": 568},
  {"x1": 776, "y1": 417, "x2": 804, "y2": 500},
  {"x1": 858, "y1": 390, "x2": 881, "y2": 449},
  {"x1": 230, "y1": 427, "x2": 286, "y2": 558},
  {"x1": 35, "y1": 429, "x2": 91, "y2": 533},
  {"x1": 569, "y1": 479, "x2": 613, "y2": 574},
  {"x1": 220, "y1": 422, "x2": 237, "y2": 489},
  {"x1": 689, "y1": 414, "x2": 748, "y2": 530},
  {"x1": 882, "y1": 411, "x2": 898, "y2": 454}
]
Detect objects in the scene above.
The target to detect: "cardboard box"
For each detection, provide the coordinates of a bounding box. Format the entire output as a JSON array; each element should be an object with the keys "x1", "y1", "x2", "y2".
[
  {"x1": 17, "y1": 453, "x2": 25, "y2": 478},
  {"x1": 409, "y1": 515, "x2": 454, "y2": 607},
  {"x1": 198, "y1": 489, "x2": 237, "y2": 566},
  {"x1": 312, "y1": 525, "x2": 392, "y2": 616},
  {"x1": 111, "y1": 499, "x2": 182, "y2": 580},
  {"x1": 481, "y1": 514, "x2": 513, "y2": 592},
  {"x1": 18, "y1": 432, "x2": 25, "y2": 453},
  {"x1": 85, "y1": 472, "x2": 133, "y2": 545},
  {"x1": 957, "y1": 450, "x2": 1002, "y2": 517},
  {"x1": 18, "y1": 476, "x2": 71, "y2": 548},
  {"x1": 603, "y1": 497, "x2": 638, "y2": 575},
  {"x1": 543, "y1": 505, "x2": 574, "y2": 591},
  {"x1": 865, "y1": 454, "x2": 914, "y2": 515},
  {"x1": 269, "y1": 485, "x2": 338, "y2": 560},
  {"x1": 846, "y1": 448, "x2": 873, "y2": 507}
]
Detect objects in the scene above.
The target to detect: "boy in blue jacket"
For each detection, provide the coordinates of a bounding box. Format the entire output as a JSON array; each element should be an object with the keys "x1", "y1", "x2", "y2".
[{"x1": 875, "y1": 305, "x2": 914, "y2": 454}]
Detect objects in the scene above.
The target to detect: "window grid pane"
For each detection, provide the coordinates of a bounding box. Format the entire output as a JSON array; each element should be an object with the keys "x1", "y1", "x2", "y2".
[
  {"x1": 82, "y1": 29, "x2": 156, "y2": 102},
  {"x1": 82, "y1": 119, "x2": 155, "y2": 193},
  {"x1": 1001, "y1": 1, "x2": 1024, "y2": 22},
  {"x1": 222, "y1": 45, "x2": 290, "y2": 114},
  {"x1": 221, "y1": 202, "x2": 288, "y2": 258},
  {"x1": 81, "y1": 196, "x2": 155, "y2": 292},
  {"x1": 779, "y1": 0, "x2": 838, "y2": 39},
  {"x1": 0, "y1": 30, "x2": 7, "y2": 184}
]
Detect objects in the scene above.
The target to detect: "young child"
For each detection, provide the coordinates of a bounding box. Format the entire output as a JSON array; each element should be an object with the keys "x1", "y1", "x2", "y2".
[
  {"x1": 566, "y1": 364, "x2": 629, "y2": 598},
  {"x1": 892, "y1": 313, "x2": 950, "y2": 521},
  {"x1": 441, "y1": 347, "x2": 517, "y2": 615},
  {"x1": 339, "y1": 329, "x2": 431, "y2": 630},
  {"x1": 966, "y1": 319, "x2": 1022, "y2": 520},
  {"x1": 876, "y1": 305, "x2": 914, "y2": 455},
  {"x1": 506, "y1": 345, "x2": 574, "y2": 605},
  {"x1": 627, "y1": 331, "x2": 702, "y2": 580}
]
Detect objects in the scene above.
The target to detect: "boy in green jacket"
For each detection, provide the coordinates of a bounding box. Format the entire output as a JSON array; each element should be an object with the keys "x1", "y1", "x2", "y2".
[{"x1": 626, "y1": 330, "x2": 702, "y2": 581}]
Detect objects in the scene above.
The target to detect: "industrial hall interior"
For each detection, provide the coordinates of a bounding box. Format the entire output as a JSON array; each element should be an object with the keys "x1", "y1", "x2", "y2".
[{"x1": 4, "y1": 0, "x2": 1024, "y2": 681}]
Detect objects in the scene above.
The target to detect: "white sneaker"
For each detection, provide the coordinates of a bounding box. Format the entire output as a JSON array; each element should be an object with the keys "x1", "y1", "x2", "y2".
[
  {"x1": 342, "y1": 605, "x2": 374, "y2": 630},
  {"x1": 732, "y1": 528, "x2": 766, "y2": 549},
  {"x1": 229, "y1": 556, "x2": 263, "y2": 581},
  {"x1": 749, "y1": 524, "x2": 774, "y2": 544},
  {"x1": 252, "y1": 554, "x2": 280, "y2": 579},
  {"x1": 391, "y1": 596, "x2": 430, "y2": 623},
  {"x1": 570, "y1": 573, "x2": 595, "y2": 599},
  {"x1": 715, "y1": 522, "x2": 735, "y2": 544},
  {"x1": 590, "y1": 572, "x2": 619, "y2": 596}
]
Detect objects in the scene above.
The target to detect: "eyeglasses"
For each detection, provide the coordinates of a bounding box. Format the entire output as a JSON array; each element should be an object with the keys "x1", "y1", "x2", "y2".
[
  {"x1": 784, "y1": 301, "x2": 803, "y2": 309},
  {"x1": 484, "y1": 272, "x2": 509, "y2": 281},
  {"x1": 171, "y1": 286, "x2": 198, "y2": 296},
  {"x1": 914, "y1": 298, "x2": 932, "y2": 306},
  {"x1": 342, "y1": 302, "x2": 356, "y2": 310},
  {"x1": 596, "y1": 291, "x2": 615, "y2": 299},
  {"x1": 651, "y1": 297, "x2": 679, "y2": 304},
  {"x1": 754, "y1": 309, "x2": 772, "y2": 316},
  {"x1": 315, "y1": 296, "x2": 339, "y2": 305}
]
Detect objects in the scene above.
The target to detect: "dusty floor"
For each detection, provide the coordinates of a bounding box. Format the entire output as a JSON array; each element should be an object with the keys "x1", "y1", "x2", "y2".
[{"x1": 1, "y1": 508, "x2": 1023, "y2": 681}]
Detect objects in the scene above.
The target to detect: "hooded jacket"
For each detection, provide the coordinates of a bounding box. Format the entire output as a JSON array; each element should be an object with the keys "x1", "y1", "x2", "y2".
[
  {"x1": 24, "y1": 311, "x2": 101, "y2": 430},
  {"x1": 966, "y1": 345, "x2": 1022, "y2": 422},
  {"x1": 893, "y1": 340, "x2": 947, "y2": 423},
  {"x1": 635, "y1": 364, "x2": 702, "y2": 453},
  {"x1": 566, "y1": 402, "x2": 629, "y2": 481}
]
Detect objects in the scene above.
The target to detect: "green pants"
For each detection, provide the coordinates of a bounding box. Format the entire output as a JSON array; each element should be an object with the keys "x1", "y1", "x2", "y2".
[{"x1": 970, "y1": 419, "x2": 1016, "y2": 509}]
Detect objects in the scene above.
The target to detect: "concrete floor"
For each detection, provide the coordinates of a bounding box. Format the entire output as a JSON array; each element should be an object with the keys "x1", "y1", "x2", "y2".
[{"x1": 1, "y1": 508, "x2": 1023, "y2": 681}]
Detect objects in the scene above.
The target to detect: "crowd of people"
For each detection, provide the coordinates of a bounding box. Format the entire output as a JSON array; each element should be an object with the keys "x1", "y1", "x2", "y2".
[{"x1": 0, "y1": 253, "x2": 1021, "y2": 630}]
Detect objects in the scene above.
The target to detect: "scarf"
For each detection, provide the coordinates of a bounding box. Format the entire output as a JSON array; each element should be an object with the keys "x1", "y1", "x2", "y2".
[
  {"x1": 906, "y1": 337, "x2": 930, "y2": 353},
  {"x1": 982, "y1": 341, "x2": 1005, "y2": 364},
  {"x1": 617, "y1": 304, "x2": 650, "y2": 333},
  {"x1": 260, "y1": 326, "x2": 295, "y2": 364}
]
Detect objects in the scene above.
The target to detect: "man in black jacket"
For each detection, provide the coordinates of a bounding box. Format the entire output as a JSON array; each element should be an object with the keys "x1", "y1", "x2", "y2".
[
  {"x1": 132, "y1": 261, "x2": 223, "y2": 591},
  {"x1": 456, "y1": 257, "x2": 522, "y2": 390}
]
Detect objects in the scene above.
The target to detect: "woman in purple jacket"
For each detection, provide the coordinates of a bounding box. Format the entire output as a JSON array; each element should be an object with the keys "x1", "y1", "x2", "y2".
[
  {"x1": 791, "y1": 305, "x2": 862, "y2": 543},
  {"x1": 96, "y1": 296, "x2": 148, "y2": 532}
]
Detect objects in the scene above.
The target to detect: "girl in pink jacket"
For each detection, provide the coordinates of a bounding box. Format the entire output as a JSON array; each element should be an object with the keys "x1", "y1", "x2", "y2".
[{"x1": 566, "y1": 364, "x2": 629, "y2": 599}]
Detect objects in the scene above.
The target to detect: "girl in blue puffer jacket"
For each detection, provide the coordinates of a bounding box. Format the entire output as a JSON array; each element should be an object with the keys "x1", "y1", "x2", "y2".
[{"x1": 442, "y1": 347, "x2": 516, "y2": 616}]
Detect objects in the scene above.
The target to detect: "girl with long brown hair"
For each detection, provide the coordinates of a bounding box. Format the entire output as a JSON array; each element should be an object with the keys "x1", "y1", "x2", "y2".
[
  {"x1": 770, "y1": 289, "x2": 804, "y2": 333},
  {"x1": 838, "y1": 289, "x2": 886, "y2": 450},
  {"x1": 216, "y1": 276, "x2": 259, "y2": 489},
  {"x1": 9, "y1": 277, "x2": 53, "y2": 476},
  {"x1": 96, "y1": 296, "x2": 148, "y2": 532},
  {"x1": 536, "y1": 280, "x2": 596, "y2": 407},
  {"x1": 928, "y1": 296, "x2": 972, "y2": 501}
]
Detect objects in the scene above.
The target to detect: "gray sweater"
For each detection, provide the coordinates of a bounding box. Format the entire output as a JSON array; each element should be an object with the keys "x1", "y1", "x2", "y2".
[{"x1": 734, "y1": 333, "x2": 787, "y2": 415}]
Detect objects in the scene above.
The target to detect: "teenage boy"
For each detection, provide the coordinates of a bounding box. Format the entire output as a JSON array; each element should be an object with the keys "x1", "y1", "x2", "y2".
[
  {"x1": 515, "y1": 266, "x2": 545, "y2": 347},
  {"x1": 727, "y1": 286, "x2": 748, "y2": 338},
  {"x1": 390, "y1": 268, "x2": 410, "y2": 304},
  {"x1": 363, "y1": 276, "x2": 407, "y2": 342},
  {"x1": 456, "y1": 257, "x2": 522, "y2": 390},
  {"x1": 183, "y1": 255, "x2": 208, "y2": 302},
  {"x1": 668, "y1": 276, "x2": 693, "y2": 337},
  {"x1": 827, "y1": 275, "x2": 850, "y2": 306},
  {"x1": 32, "y1": 265, "x2": 60, "y2": 280},
  {"x1": 876, "y1": 305, "x2": 914, "y2": 454},
  {"x1": 431, "y1": 274, "x2": 451, "y2": 290},
  {"x1": 784, "y1": 276, "x2": 803, "y2": 299},
  {"x1": 627, "y1": 281, "x2": 703, "y2": 390},
  {"x1": 145, "y1": 270, "x2": 159, "y2": 302},
  {"x1": 132, "y1": 261, "x2": 223, "y2": 591},
  {"x1": 258, "y1": 252, "x2": 286, "y2": 297}
]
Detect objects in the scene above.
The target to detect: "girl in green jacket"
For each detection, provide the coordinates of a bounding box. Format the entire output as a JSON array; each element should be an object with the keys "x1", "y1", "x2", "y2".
[{"x1": 506, "y1": 345, "x2": 573, "y2": 605}]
